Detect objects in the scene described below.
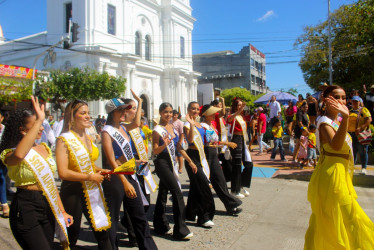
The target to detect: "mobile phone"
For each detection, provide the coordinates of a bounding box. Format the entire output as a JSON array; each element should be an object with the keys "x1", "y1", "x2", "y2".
[{"x1": 137, "y1": 162, "x2": 149, "y2": 175}]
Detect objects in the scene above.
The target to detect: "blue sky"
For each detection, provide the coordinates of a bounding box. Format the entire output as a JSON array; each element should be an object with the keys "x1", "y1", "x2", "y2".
[{"x1": 0, "y1": 0, "x2": 355, "y2": 97}]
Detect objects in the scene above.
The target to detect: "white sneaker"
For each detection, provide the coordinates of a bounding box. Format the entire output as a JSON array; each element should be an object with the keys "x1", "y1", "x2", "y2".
[
  {"x1": 242, "y1": 189, "x2": 250, "y2": 197},
  {"x1": 233, "y1": 192, "x2": 245, "y2": 199},
  {"x1": 362, "y1": 168, "x2": 367, "y2": 175},
  {"x1": 202, "y1": 220, "x2": 214, "y2": 228},
  {"x1": 270, "y1": 158, "x2": 275, "y2": 161},
  {"x1": 182, "y1": 232, "x2": 194, "y2": 240},
  {"x1": 165, "y1": 228, "x2": 173, "y2": 235}
]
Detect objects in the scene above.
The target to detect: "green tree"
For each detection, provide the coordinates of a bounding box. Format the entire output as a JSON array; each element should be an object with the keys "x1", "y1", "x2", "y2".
[
  {"x1": 0, "y1": 78, "x2": 33, "y2": 106},
  {"x1": 221, "y1": 87, "x2": 259, "y2": 110},
  {"x1": 40, "y1": 67, "x2": 126, "y2": 110},
  {"x1": 295, "y1": 0, "x2": 374, "y2": 91},
  {"x1": 280, "y1": 88, "x2": 298, "y2": 96}
]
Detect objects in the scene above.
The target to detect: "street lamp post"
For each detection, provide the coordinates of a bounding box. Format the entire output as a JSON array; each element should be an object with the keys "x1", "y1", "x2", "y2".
[{"x1": 328, "y1": 0, "x2": 333, "y2": 85}]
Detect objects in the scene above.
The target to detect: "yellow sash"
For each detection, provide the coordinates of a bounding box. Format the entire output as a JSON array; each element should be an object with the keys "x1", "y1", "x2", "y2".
[
  {"x1": 24, "y1": 148, "x2": 69, "y2": 249},
  {"x1": 59, "y1": 131, "x2": 111, "y2": 231},
  {"x1": 184, "y1": 122, "x2": 210, "y2": 178},
  {"x1": 219, "y1": 117, "x2": 228, "y2": 154},
  {"x1": 236, "y1": 116, "x2": 252, "y2": 162},
  {"x1": 128, "y1": 128, "x2": 158, "y2": 193}
]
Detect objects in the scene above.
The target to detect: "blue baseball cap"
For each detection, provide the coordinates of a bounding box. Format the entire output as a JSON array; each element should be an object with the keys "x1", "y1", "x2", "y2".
[
  {"x1": 351, "y1": 96, "x2": 362, "y2": 102},
  {"x1": 105, "y1": 98, "x2": 131, "y2": 113}
]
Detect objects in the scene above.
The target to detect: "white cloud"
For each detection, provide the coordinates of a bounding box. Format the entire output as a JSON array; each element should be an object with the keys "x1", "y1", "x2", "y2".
[{"x1": 256, "y1": 10, "x2": 275, "y2": 22}]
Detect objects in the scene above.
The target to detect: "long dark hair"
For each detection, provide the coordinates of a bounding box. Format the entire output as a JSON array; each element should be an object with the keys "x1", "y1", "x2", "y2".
[
  {"x1": 0, "y1": 109, "x2": 35, "y2": 154},
  {"x1": 231, "y1": 97, "x2": 243, "y2": 113},
  {"x1": 159, "y1": 102, "x2": 173, "y2": 113}
]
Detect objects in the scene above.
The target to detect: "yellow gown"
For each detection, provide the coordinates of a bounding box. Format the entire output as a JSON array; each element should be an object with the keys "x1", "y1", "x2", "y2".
[{"x1": 304, "y1": 121, "x2": 374, "y2": 250}]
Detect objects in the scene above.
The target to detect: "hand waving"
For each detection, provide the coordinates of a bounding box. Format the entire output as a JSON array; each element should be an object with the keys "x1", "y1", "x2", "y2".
[
  {"x1": 130, "y1": 89, "x2": 141, "y2": 103},
  {"x1": 185, "y1": 113, "x2": 195, "y2": 126},
  {"x1": 325, "y1": 96, "x2": 349, "y2": 118},
  {"x1": 31, "y1": 96, "x2": 45, "y2": 121}
]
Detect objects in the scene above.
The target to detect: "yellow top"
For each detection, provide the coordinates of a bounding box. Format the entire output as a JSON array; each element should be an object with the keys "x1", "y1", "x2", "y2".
[
  {"x1": 0, "y1": 143, "x2": 56, "y2": 187},
  {"x1": 308, "y1": 132, "x2": 316, "y2": 148},
  {"x1": 59, "y1": 135, "x2": 99, "y2": 170},
  {"x1": 272, "y1": 126, "x2": 283, "y2": 138},
  {"x1": 304, "y1": 127, "x2": 374, "y2": 249},
  {"x1": 348, "y1": 107, "x2": 371, "y2": 132}
]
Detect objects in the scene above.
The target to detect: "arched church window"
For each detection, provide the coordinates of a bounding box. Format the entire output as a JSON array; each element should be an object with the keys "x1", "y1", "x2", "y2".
[
  {"x1": 135, "y1": 31, "x2": 141, "y2": 56},
  {"x1": 145, "y1": 35, "x2": 151, "y2": 61}
]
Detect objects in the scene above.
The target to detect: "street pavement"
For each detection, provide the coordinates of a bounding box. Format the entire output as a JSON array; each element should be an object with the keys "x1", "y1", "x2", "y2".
[{"x1": 0, "y1": 145, "x2": 374, "y2": 249}]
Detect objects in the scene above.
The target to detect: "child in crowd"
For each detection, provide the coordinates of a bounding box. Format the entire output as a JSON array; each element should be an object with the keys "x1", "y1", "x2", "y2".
[
  {"x1": 307, "y1": 124, "x2": 317, "y2": 167},
  {"x1": 270, "y1": 118, "x2": 287, "y2": 161},
  {"x1": 298, "y1": 128, "x2": 309, "y2": 169}
]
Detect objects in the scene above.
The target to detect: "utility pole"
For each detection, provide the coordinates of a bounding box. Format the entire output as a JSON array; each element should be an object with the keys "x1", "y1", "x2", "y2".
[{"x1": 328, "y1": 0, "x2": 333, "y2": 85}]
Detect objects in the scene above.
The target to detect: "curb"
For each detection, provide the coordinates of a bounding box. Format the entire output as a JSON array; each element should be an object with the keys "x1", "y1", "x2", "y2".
[{"x1": 273, "y1": 170, "x2": 374, "y2": 188}]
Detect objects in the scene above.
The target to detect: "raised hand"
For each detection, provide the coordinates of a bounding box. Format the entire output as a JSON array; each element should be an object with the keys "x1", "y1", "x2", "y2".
[
  {"x1": 31, "y1": 96, "x2": 45, "y2": 121},
  {"x1": 130, "y1": 89, "x2": 141, "y2": 103},
  {"x1": 325, "y1": 96, "x2": 349, "y2": 118},
  {"x1": 185, "y1": 113, "x2": 195, "y2": 126}
]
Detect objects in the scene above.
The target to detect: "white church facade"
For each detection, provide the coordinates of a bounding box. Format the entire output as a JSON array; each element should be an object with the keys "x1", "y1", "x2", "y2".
[{"x1": 0, "y1": 0, "x2": 199, "y2": 120}]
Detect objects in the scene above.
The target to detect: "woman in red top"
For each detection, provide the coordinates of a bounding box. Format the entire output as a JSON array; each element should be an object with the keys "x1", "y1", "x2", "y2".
[
  {"x1": 285, "y1": 100, "x2": 297, "y2": 136},
  {"x1": 227, "y1": 98, "x2": 253, "y2": 199}
]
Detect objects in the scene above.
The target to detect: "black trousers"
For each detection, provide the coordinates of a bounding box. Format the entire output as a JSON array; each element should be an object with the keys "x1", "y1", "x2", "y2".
[
  {"x1": 102, "y1": 172, "x2": 157, "y2": 250},
  {"x1": 219, "y1": 153, "x2": 233, "y2": 182},
  {"x1": 205, "y1": 147, "x2": 242, "y2": 211},
  {"x1": 60, "y1": 180, "x2": 112, "y2": 250},
  {"x1": 9, "y1": 189, "x2": 55, "y2": 250},
  {"x1": 230, "y1": 135, "x2": 254, "y2": 194},
  {"x1": 153, "y1": 152, "x2": 191, "y2": 238},
  {"x1": 185, "y1": 149, "x2": 215, "y2": 225}
]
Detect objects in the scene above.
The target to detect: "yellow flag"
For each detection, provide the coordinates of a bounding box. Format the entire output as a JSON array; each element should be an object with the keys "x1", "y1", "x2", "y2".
[{"x1": 113, "y1": 158, "x2": 136, "y2": 173}]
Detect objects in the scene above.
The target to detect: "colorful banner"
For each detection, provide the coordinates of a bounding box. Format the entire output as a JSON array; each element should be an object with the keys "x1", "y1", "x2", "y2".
[{"x1": 0, "y1": 64, "x2": 36, "y2": 79}]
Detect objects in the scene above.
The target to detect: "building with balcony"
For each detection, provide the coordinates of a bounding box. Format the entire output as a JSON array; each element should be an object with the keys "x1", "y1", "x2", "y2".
[{"x1": 193, "y1": 44, "x2": 269, "y2": 96}]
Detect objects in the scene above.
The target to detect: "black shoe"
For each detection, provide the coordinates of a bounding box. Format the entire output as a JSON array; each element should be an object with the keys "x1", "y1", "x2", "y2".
[
  {"x1": 227, "y1": 207, "x2": 243, "y2": 215},
  {"x1": 128, "y1": 237, "x2": 138, "y2": 247}
]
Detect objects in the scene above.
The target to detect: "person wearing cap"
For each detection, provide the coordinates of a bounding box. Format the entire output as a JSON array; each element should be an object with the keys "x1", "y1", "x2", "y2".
[
  {"x1": 348, "y1": 95, "x2": 372, "y2": 175},
  {"x1": 55, "y1": 99, "x2": 112, "y2": 249},
  {"x1": 101, "y1": 91, "x2": 158, "y2": 249},
  {"x1": 227, "y1": 98, "x2": 254, "y2": 198},
  {"x1": 200, "y1": 104, "x2": 243, "y2": 215}
]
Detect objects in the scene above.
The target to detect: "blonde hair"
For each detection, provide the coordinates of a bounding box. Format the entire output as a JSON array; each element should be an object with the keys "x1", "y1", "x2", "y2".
[{"x1": 62, "y1": 100, "x2": 88, "y2": 133}]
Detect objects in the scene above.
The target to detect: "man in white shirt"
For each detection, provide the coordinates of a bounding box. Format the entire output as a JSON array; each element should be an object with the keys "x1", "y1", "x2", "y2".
[
  {"x1": 269, "y1": 95, "x2": 281, "y2": 119},
  {"x1": 53, "y1": 112, "x2": 64, "y2": 138}
]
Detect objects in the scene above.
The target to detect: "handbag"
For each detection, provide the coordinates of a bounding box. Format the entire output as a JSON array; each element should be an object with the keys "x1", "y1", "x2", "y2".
[
  {"x1": 224, "y1": 119, "x2": 236, "y2": 160},
  {"x1": 356, "y1": 108, "x2": 372, "y2": 145}
]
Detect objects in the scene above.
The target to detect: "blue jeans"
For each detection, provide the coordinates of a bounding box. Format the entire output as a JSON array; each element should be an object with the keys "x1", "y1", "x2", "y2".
[
  {"x1": 0, "y1": 166, "x2": 8, "y2": 204},
  {"x1": 258, "y1": 134, "x2": 270, "y2": 153},
  {"x1": 350, "y1": 132, "x2": 368, "y2": 169},
  {"x1": 271, "y1": 138, "x2": 285, "y2": 160}
]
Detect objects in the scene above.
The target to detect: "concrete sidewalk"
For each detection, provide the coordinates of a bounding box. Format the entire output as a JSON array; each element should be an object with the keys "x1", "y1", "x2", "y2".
[{"x1": 250, "y1": 145, "x2": 374, "y2": 187}]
